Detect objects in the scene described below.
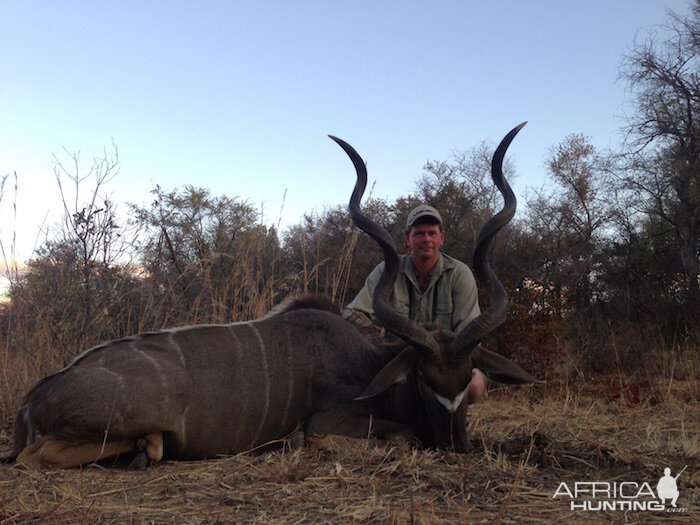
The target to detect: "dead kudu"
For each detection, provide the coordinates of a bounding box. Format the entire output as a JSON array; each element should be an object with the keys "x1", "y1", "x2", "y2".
[{"x1": 6, "y1": 123, "x2": 534, "y2": 469}]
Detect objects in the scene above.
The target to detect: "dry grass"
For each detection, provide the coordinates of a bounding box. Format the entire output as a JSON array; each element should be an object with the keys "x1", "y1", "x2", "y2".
[{"x1": 1, "y1": 378, "x2": 698, "y2": 524}]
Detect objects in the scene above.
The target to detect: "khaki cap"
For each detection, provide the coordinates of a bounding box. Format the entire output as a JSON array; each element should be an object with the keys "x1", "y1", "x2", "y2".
[{"x1": 406, "y1": 205, "x2": 443, "y2": 230}]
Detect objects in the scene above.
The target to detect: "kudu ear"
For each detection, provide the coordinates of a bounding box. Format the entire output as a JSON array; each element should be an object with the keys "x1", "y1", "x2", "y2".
[
  {"x1": 471, "y1": 346, "x2": 538, "y2": 385},
  {"x1": 355, "y1": 347, "x2": 419, "y2": 401}
]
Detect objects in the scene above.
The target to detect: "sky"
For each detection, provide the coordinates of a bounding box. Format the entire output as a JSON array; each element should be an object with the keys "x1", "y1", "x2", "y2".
[{"x1": 0, "y1": 0, "x2": 693, "y2": 276}]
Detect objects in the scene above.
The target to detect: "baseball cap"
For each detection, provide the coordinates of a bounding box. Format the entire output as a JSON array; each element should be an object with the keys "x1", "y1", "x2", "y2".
[{"x1": 406, "y1": 205, "x2": 443, "y2": 230}]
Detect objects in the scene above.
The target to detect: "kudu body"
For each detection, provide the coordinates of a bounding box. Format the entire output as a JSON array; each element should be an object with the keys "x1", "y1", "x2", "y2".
[{"x1": 8, "y1": 123, "x2": 534, "y2": 468}]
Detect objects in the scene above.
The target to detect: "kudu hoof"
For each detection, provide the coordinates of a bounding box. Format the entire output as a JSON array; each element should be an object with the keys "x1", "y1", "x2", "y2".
[
  {"x1": 128, "y1": 437, "x2": 150, "y2": 469},
  {"x1": 128, "y1": 451, "x2": 148, "y2": 469}
]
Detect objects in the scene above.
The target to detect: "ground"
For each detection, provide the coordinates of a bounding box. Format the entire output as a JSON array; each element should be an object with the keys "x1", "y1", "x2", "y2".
[{"x1": 1, "y1": 382, "x2": 698, "y2": 524}]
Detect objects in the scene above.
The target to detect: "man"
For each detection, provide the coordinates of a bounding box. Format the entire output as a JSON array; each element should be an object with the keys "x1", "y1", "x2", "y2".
[
  {"x1": 343, "y1": 204, "x2": 481, "y2": 334},
  {"x1": 343, "y1": 204, "x2": 487, "y2": 403}
]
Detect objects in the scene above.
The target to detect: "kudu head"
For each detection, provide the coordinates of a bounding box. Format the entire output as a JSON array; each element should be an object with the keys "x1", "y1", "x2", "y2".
[{"x1": 331, "y1": 123, "x2": 536, "y2": 452}]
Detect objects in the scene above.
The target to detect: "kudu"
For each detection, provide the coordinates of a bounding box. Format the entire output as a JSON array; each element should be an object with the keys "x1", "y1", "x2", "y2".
[{"x1": 7, "y1": 123, "x2": 534, "y2": 469}]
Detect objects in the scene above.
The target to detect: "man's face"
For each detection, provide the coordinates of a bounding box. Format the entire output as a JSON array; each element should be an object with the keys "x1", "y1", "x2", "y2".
[{"x1": 405, "y1": 223, "x2": 445, "y2": 264}]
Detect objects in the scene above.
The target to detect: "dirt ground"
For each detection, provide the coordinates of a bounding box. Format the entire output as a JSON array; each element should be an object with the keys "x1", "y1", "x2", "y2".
[{"x1": 1, "y1": 382, "x2": 698, "y2": 524}]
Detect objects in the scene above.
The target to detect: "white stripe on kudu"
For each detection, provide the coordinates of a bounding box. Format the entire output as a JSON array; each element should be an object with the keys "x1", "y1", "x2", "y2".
[
  {"x1": 168, "y1": 331, "x2": 187, "y2": 368},
  {"x1": 248, "y1": 323, "x2": 270, "y2": 446},
  {"x1": 279, "y1": 325, "x2": 294, "y2": 430},
  {"x1": 227, "y1": 324, "x2": 247, "y2": 449}
]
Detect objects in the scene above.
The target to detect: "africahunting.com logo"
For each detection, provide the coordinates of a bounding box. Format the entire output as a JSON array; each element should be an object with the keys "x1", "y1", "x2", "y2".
[{"x1": 553, "y1": 466, "x2": 689, "y2": 513}]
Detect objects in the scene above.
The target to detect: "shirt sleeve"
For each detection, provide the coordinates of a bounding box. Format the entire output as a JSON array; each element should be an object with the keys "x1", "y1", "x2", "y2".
[
  {"x1": 342, "y1": 262, "x2": 384, "y2": 327},
  {"x1": 450, "y1": 262, "x2": 481, "y2": 333}
]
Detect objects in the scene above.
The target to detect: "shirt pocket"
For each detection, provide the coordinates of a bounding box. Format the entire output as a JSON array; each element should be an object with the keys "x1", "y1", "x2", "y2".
[{"x1": 435, "y1": 297, "x2": 454, "y2": 330}]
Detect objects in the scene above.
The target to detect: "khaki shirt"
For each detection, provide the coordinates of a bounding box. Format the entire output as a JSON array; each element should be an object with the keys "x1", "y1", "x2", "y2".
[{"x1": 342, "y1": 252, "x2": 481, "y2": 333}]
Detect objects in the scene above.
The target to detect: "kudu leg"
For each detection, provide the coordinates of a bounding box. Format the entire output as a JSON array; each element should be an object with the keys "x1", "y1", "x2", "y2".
[
  {"x1": 16, "y1": 437, "x2": 137, "y2": 469},
  {"x1": 16, "y1": 433, "x2": 164, "y2": 469}
]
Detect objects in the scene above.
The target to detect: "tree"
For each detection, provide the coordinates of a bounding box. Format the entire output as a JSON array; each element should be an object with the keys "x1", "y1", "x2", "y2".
[
  {"x1": 51, "y1": 144, "x2": 134, "y2": 350},
  {"x1": 130, "y1": 185, "x2": 280, "y2": 323},
  {"x1": 619, "y1": 2, "x2": 700, "y2": 304},
  {"x1": 526, "y1": 134, "x2": 614, "y2": 313},
  {"x1": 8, "y1": 144, "x2": 142, "y2": 361}
]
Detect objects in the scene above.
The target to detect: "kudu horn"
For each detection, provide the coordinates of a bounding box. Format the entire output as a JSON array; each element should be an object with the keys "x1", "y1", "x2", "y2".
[
  {"x1": 329, "y1": 135, "x2": 442, "y2": 359},
  {"x1": 449, "y1": 121, "x2": 527, "y2": 355}
]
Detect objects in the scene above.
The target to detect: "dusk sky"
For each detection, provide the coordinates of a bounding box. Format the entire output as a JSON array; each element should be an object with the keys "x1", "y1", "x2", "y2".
[{"x1": 0, "y1": 0, "x2": 692, "y2": 276}]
